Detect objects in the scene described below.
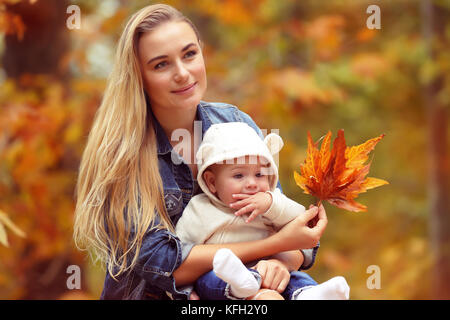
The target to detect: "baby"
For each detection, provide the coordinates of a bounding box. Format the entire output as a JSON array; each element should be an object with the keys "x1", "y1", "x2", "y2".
[{"x1": 175, "y1": 122, "x2": 349, "y2": 300}]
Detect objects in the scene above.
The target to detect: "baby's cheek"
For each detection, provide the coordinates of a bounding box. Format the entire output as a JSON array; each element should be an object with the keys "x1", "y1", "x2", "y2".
[
  {"x1": 261, "y1": 177, "x2": 271, "y2": 191},
  {"x1": 218, "y1": 190, "x2": 235, "y2": 207}
]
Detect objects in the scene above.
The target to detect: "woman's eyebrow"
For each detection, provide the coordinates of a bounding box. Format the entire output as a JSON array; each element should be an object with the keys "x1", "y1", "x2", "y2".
[
  {"x1": 182, "y1": 42, "x2": 196, "y2": 52},
  {"x1": 146, "y1": 43, "x2": 197, "y2": 65}
]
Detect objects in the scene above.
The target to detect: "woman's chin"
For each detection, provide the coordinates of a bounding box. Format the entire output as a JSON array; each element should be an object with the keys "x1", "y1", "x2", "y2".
[{"x1": 173, "y1": 94, "x2": 202, "y2": 109}]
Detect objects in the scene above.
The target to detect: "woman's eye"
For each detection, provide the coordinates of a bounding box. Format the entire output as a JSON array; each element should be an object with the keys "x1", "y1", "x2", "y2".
[
  {"x1": 184, "y1": 50, "x2": 197, "y2": 58},
  {"x1": 154, "y1": 61, "x2": 167, "y2": 70}
]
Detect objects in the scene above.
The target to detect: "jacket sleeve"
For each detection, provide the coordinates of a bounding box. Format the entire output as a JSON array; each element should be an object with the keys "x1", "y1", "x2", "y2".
[
  {"x1": 299, "y1": 243, "x2": 320, "y2": 270},
  {"x1": 128, "y1": 212, "x2": 195, "y2": 300},
  {"x1": 263, "y1": 188, "x2": 305, "y2": 228}
]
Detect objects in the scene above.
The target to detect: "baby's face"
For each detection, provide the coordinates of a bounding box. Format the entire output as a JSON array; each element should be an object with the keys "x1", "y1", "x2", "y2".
[{"x1": 205, "y1": 156, "x2": 271, "y2": 206}]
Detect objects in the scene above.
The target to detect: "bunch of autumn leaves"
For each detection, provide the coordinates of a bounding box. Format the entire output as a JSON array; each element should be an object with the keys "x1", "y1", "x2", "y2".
[{"x1": 295, "y1": 130, "x2": 388, "y2": 212}]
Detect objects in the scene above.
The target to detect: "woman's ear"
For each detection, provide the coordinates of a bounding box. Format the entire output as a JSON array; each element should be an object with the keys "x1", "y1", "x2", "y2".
[{"x1": 202, "y1": 170, "x2": 217, "y2": 194}]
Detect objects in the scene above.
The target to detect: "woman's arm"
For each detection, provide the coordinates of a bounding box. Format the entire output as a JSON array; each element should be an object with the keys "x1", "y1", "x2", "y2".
[
  {"x1": 173, "y1": 236, "x2": 282, "y2": 286},
  {"x1": 270, "y1": 250, "x2": 304, "y2": 272},
  {"x1": 173, "y1": 204, "x2": 326, "y2": 286}
]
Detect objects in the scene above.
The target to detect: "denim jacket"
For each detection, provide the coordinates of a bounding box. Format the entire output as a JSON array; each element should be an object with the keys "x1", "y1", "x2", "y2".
[{"x1": 100, "y1": 101, "x2": 319, "y2": 300}]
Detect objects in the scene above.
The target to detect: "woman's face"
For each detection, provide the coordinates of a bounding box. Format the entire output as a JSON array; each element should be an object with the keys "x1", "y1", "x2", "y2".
[{"x1": 138, "y1": 21, "x2": 207, "y2": 114}]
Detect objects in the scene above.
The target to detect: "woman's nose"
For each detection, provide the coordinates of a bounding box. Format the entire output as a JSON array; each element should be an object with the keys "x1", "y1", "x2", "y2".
[{"x1": 173, "y1": 60, "x2": 189, "y2": 83}]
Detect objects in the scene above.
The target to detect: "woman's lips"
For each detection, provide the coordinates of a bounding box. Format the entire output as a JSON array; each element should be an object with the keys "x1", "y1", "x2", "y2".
[{"x1": 171, "y1": 82, "x2": 197, "y2": 94}]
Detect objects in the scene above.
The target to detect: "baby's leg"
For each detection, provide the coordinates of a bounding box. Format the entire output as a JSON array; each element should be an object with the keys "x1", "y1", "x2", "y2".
[
  {"x1": 250, "y1": 289, "x2": 284, "y2": 300},
  {"x1": 294, "y1": 276, "x2": 350, "y2": 300},
  {"x1": 194, "y1": 270, "x2": 231, "y2": 300},
  {"x1": 282, "y1": 271, "x2": 318, "y2": 300},
  {"x1": 213, "y1": 248, "x2": 260, "y2": 299}
]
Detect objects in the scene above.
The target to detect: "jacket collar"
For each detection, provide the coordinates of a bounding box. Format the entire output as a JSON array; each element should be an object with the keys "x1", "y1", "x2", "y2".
[
  {"x1": 152, "y1": 101, "x2": 212, "y2": 156},
  {"x1": 196, "y1": 101, "x2": 213, "y2": 136}
]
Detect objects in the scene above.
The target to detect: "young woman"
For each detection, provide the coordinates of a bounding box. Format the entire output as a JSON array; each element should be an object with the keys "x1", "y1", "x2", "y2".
[{"x1": 73, "y1": 4, "x2": 327, "y2": 300}]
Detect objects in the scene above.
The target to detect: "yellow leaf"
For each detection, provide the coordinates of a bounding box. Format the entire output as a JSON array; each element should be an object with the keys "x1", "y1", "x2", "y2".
[
  {"x1": 0, "y1": 210, "x2": 26, "y2": 242},
  {"x1": 362, "y1": 177, "x2": 389, "y2": 190},
  {"x1": 0, "y1": 222, "x2": 8, "y2": 247},
  {"x1": 295, "y1": 130, "x2": 388, "y2": 212}
]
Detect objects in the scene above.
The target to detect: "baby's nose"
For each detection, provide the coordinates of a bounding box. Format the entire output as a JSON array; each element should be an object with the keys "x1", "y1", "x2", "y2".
[{"x1": 245, "y1": 177, "x2": 258, "y2": 190}]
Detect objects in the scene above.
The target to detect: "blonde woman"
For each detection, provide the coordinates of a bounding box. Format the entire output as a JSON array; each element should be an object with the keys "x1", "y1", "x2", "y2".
[{"x1": 73, "y1": 4, "x2": 328, "y2": 300}]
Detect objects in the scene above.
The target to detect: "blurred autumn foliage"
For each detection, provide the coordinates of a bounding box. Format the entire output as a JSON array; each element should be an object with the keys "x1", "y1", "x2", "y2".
[{"x1": 1, "y1": 0, "x2": 449, "y2": 299}]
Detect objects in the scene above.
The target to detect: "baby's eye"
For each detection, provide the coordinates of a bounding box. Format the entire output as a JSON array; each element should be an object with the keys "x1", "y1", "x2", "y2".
[
  {"x1": 233, "y1": 174, "x2": 243, "y2": 179},
  {"x1": 255, "y1": 172, "x2": 264, "y2": 178}
]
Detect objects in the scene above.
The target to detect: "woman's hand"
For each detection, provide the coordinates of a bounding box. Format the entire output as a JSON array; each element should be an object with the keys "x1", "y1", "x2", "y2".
[
  {"x1": 251, "y1": 259, "x2": 290, "y2": 293},
  {"x1": 272, "y1": 203, "x2": 327, "y2": 251}
]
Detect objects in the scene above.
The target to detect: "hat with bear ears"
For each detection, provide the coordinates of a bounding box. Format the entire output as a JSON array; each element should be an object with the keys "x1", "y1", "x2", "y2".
[{"x1": 196, "y1": 122, "x2": 283, "y2": 206}]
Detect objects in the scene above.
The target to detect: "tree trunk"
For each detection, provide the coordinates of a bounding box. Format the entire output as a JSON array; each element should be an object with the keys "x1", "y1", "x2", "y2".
[
  {"x1": 2, "y1": 0, "x2": 69, "y2": 79},
  {"x1": 421, "y1": 0, "x2": 450, "y2": 300}
]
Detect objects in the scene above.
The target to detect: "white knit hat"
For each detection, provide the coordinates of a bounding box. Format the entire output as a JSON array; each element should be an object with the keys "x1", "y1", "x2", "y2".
[{"x1": 196, "y1": 122, "x2": 283, "y2": 205}]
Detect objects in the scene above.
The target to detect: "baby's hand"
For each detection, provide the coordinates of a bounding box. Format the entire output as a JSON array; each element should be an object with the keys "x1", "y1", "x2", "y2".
[{"x1": 230, "y1": 192, "x2": 272, "y2": 223}]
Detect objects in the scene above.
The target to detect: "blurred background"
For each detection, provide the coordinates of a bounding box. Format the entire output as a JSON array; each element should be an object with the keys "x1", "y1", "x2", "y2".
[{"x1": 0, "y1": 0, "x2": 449, "y2": 299}]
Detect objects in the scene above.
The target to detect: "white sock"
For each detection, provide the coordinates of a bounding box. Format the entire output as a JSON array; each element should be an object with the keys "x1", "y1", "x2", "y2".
[
  {"x1": 296, "y1": 276, "x2": 350, "y2": 300},
  {"x1": 213, "y1": 248, "x2": 260, "y2": 298}
]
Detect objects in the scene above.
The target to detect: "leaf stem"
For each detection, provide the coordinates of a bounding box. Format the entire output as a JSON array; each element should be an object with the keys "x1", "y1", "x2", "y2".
[
  {"x1": 308, "y1": 197, "x2": 322, "y2": 228},
  {"x1": 316, "y1": 198, "x2": 322, "y2": 207}
]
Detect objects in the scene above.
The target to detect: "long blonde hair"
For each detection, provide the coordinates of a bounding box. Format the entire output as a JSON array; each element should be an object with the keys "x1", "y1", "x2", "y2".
[{"x1": 74, "y1": 4, "x2": 201, "y2": 279}]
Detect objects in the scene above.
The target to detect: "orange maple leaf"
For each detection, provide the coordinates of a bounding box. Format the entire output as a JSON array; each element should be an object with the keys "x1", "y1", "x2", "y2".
[{"x1": 294, "y1": 129, "x2": 389, "y2": 212}]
